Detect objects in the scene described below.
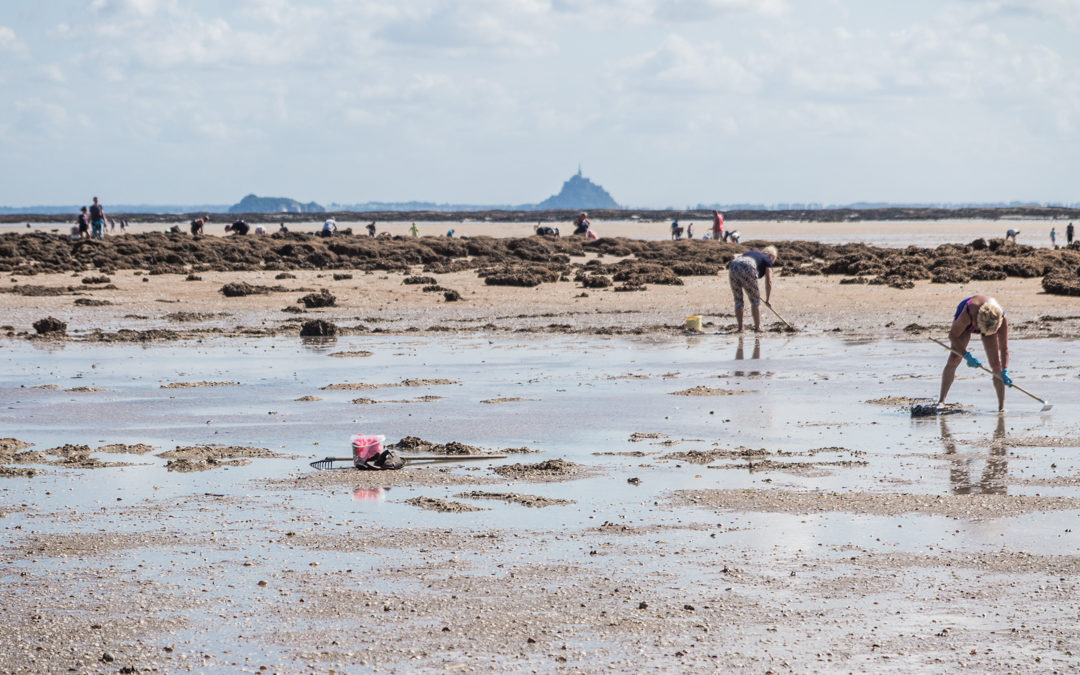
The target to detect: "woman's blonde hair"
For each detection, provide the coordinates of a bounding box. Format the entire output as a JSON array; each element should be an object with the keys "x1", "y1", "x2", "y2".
[
  {"x1": 762, "y1": 245, "x2": 778, "y2": 260},
  {"x1": 977, "y1": 298, "x2": 1004, "y2": 335}
]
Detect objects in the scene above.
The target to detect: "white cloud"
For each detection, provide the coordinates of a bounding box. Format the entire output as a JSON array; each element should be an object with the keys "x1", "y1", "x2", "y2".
[
  {"x1": 37, "y1": 64, "x2": 66, "y2": 83},
  {"x1": 0, "y1": 25, "x2": 27, "y2": 54},
  {"x1": 654, "y1": 0, "x2": 788, "y2": 21},
  {"x1": 1, "y1": 0, "x2": 1079, "y2": 205},
  {"x1": 618, "y1": 34, "x2": 758, "y2": 94},
  {"x1": 950, "y1": 0, "x2": 1080, "y2": 28},
  {"x1": 11, "y1": 98, "x2": 87, "y2": 139},
  {"x1": 89, "y1": 0, "x2": 165, "y2": 18},
  {"x1": 376, "y1": 1, "x2": 552, "y2": 52}
]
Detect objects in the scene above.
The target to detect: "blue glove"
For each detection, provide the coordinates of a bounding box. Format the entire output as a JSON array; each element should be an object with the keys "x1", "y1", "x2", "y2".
[
  {"x1": 963, "y1": 352, "x2": 982, "y2": 369},
  {"x1": 1000, "y1": 369, "x2": 1013, "y2": 387}
]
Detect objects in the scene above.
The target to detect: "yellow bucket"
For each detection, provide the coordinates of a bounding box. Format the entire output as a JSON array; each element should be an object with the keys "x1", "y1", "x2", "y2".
[{"x1": 685, "y1": 315, "x2": 703, "y2": 332}]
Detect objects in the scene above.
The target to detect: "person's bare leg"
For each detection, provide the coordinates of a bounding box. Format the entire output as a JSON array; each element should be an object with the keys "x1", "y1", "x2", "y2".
[
  {"x1": 982, "y1": 334, "x2": 1005, "y2": 411},
  {"x1": 938, "y1": 355, "x2": 960, "y2": 405},
  {"x1": 735, "y1": 306, "x2": 744, "y2": 333},
  {"x1": 751, "y1": 305, "x2": 762, "y2": 332},
  {"x1": 938, "y1": 334, "x2": 971, "y2": 405}
]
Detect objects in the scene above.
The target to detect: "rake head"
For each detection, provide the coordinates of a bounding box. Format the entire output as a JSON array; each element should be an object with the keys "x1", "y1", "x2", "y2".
[{"x1": 310, "y1": 457, "x2": 350, "y2": 470}]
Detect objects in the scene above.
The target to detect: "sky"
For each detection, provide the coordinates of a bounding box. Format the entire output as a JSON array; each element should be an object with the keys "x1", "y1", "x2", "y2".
[{"x1": 1, "y1": 0, "x2": 1079, "y2": 208}]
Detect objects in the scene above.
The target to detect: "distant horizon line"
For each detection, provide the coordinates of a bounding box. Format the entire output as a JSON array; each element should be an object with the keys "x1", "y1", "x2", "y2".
[{"x1": 3, "y1": 199, "x2": 1080, "y2": 216}]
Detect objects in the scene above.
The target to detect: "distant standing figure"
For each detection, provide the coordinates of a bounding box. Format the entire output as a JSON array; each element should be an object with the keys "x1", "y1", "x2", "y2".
[
  {"x1": 226, "y1": 219, "x2": 250, "y2": 235},
  {"x1": 1051, "y1": 227, "x2": 1057, "y2": 247},
  {"x1": 77, "y1": 206, "x2": 90, "y2": 240},
  {"x1": 410, "y1": 222, "x2": 419, "y2": 237},
  {"x1": 671, "y1": 220, "x2": 683, "y2": 240},
  {"x1": 937, "y1": 295, "x2": 1010, "y2": 412},
  {"x1": 1068, "y1": 222, "x2": 1075, "y2": 245},
  {"x1": 119, "y1": 219, "x2": 127, "y2": 233},
  {"x1": 728, "y1": 245, "x2": 778, "y2": 333},
  {"x1": 1005, "y1": 228, "x2": 1020, "y2": 243},
  {"x1": 712, "y1": 210, "x2": 724, "y2": 241},
  {"x1": 322, "y1": 217, "x2": 337, "y2": 238},
  {"x1": 367, "y1": 221, "x2": 376, "y2": 237},
  {"x1": 89, "y1": 197, "x2": 108, "y2": 239},
  {"x1": 687, "y1": 222, "x2": 694, "y2": 239}
]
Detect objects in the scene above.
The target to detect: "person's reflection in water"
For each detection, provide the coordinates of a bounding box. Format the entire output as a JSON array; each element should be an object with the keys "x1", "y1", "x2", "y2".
[
  {"x1": 299, "y1": 335, "x2": 338, "y2": 354},
  {"x1": 734, "y1": 337, "x2": 761, "y2": 377},
  {"x1": 940, "y1": 415, "x2": 1008, "y2": 495}
]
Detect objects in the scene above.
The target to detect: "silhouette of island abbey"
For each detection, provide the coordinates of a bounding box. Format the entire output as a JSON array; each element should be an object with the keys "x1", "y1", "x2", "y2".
[{"x1": 535, "y1": 168, "x2": 619, "y2": 210}]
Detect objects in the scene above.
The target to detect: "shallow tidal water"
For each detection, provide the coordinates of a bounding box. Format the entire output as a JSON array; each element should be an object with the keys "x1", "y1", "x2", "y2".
[{"x1": 3, "y1": 333, "x2": 1078, "y2": 547}]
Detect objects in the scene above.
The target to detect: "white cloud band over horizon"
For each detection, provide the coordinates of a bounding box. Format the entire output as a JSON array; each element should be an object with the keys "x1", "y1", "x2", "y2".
[{"x1": 1, "y1": 0, "x2": 1078, "y2": 208}]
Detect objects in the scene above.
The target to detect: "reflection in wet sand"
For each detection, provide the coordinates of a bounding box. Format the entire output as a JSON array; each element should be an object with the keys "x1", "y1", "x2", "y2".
[
  {"x1": 734, "y1": 336, "x2": 761, "y2": 377},
  {"x1": 941, "y1": 415, "x2": 1008, "y2": 495}
]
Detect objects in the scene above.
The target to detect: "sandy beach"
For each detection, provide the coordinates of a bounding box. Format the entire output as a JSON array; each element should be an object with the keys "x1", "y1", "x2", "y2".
[
  {"x1": 8, "y1": 216, "x2": 1069, "y2": 249},
  {"x1": 2, "y1": 222, "x2": 1079, "y2": 673}
]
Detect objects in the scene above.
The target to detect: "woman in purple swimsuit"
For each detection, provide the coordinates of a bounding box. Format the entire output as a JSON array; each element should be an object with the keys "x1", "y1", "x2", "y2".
[{"x1": 938, "y1": 294, "x2": 1011, "y2": 411}]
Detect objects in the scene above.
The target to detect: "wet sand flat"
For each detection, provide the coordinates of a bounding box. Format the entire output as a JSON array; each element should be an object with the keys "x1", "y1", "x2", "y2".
[{"x1": 1, "y1": 223, "x2": 1079, "y2": 672}]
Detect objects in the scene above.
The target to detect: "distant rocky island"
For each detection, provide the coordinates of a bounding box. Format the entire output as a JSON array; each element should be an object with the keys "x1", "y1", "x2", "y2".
[
  {"x1": 228, "y1": 194, "x2": 325, "y2": 214},
  {"x1": 534, "y1": 170, "x2": 619, "y2": 210}
]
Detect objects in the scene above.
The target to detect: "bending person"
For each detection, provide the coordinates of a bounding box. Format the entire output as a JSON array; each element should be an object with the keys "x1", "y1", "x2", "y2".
[
  {"x1": 727, "y1": 245, "x2": 777, "y2": 333},
  {"x1": 937, "y1": 294, "x2": 1010, "y2": 412}
]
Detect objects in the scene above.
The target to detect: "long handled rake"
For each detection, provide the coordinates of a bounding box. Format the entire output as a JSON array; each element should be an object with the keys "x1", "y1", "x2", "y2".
[
  {"x1": 764, "y1": 302, "x2": 796, "y2": 331},
  {"x1": 310, "y1": 454, "x2": 508, "y2": 470},
  {"x1": 929, "y1": 337, "x2": 1052, "y2": 411}
]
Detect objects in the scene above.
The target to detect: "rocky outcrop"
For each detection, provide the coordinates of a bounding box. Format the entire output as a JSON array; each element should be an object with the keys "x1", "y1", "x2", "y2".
[{"x1": 228, "y1": 194, "x2": 324, "y2": 214}]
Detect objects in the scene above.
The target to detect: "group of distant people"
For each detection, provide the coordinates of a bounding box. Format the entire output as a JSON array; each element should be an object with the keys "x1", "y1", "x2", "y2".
[
  {"x1": 1005, "y1": 223, "x2": 1076, "y2": 248},
  {"x1": 1049, "y1": 222, "x2": 1075, "y2": 247},
  {"x1": 669, "y1": 212, "x2": 740, "y2": 242},
  {"x1": 72, "y1": 197, "x2": 128, "y2": 239},
  {"x1": 533, "y1": 212, "x2": 598, "y2": 240}
]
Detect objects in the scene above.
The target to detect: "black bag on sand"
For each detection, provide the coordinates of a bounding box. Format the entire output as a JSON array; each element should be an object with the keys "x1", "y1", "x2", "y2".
[{"x1": 356, "y1": 449, "x2": 407, "y2": 471}]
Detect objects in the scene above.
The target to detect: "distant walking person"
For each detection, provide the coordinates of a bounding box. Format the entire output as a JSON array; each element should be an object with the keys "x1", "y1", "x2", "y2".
[
  {"x1": 1005, "y1": 228, "x2": 1020, "y2": 243},
  {"x1": 687, "y1": 222, "x2": 694, "y2": 239},
  {"x1": 712, "y1": 210, "x2": 724, "y2": 241},
  {"x1": 410, "y1": 222, "x2": 419, "y2": 237},
  {"x1": 1051, "y1": 227, "x2": 1057, "y2": 247},
  {"x1": 77, "y1": 206, "x2": 90, "y2": 240},
  {"x1": 1068, "y1": 222, "x2": 1075, "y2": 245},
  {"x1": 89, "y1": 197, "x2": 108, "y2": 239},
  {"x1": 367, "y1": 221, "x2": 376, "y2": 237},
  {"x1": 728, "y1": 245, "x2": 777, "y2": 333}
]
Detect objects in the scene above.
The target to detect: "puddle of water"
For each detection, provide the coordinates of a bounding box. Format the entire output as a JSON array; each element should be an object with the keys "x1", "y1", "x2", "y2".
[{"x1": 3, "y1": 333, "x2": 1079, "y2": 555}]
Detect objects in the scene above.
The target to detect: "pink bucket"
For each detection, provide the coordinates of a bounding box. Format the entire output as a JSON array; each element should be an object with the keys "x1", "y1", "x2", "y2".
[{"x1": 351, "y1": 434, "x2": 385, "y2": 465}]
